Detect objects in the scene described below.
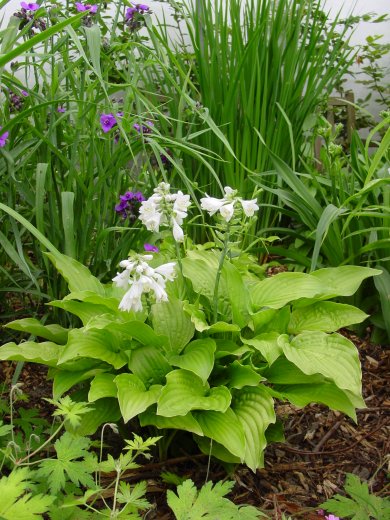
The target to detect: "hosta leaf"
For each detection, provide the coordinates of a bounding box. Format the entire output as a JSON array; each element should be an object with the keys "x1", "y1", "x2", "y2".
[
  {"x1": 225, "y1": 361, "x2": 262, "y2": 389},
  {"x1": 5, "y1": 318, "x2": 68, "y2": 344},
  {"x1": 64, "y1": 291, "x2": 122, "y2": 311},
  {"x1": 310, "y1": 266, "x2": 382, "y2": 298},
  {"x1": 262, "y1": 356, "x2": 325, "y2": 385},
  {"x1": 196, "y1": 436, "x2": 240, "y2": 463},
  {"x1": 88, "y1": 373, "x2": 117, "y2": 401},
  {"x1": 215, "y1": 339, "x2": 251, "y2": 359},
  {"x1": 250, "y1": 272, "x2": 324, "y2": 309},
  {"x1": 128, "y1": 345, "x2": 172, "y2": 385},
  {"x1": 283, "y1": 332, "x2": 362, "y2": 397},
  {"x1": 45, "y1": 252, "x2": 105, "y2": 295},
  {"x1": 157, "y1": 370, "x2": 231, "y2": 417},
  {"x1": 114, "y1": 374, "x2": 162, "y2": 423},
  {"x1": 151, "y1": 298, "x2": 195, "y2": 354},
  {"x1": 250, "y1": 307, "x2": 291, "y2": 334},
  {"x1": 168, "y1": 338, "x2": 216, "y2": 384},
  {"x1": 0, "y1": 341, "x2": 61, "y2": 367},
  {"x1": 139, "y1": 407, "x2": 203, "y2": 436},
  {"x1": 275, "y1": 383, "x2": 360, "y2": 421},
  {"x1": 232, "y1": 386, "x2": 276, "y2": 471},
  {"x1": 86, "y1": 318, "x2": 167, "y2": 347},
  {"x1": 242, "y1": 332, "x2": 287, "y2": 366},
  {"x1": 66, "y1": 398, "x2": 121, "y2": 436},
  {"x1": 53, "y1": 368, "x2": 105, "y2": 399},
  {"x1": 58, "y1": 329, "x2": 128, "y2": 369},
  {"x1": 49, "y1": 300, "x2": 116, "y2": 325},
  {"x1": 288, "y1": 302, "x2": 368, "y2": 333},
  {"x1": 194, "y1": 408, "x2": 246, "y2": 460}
]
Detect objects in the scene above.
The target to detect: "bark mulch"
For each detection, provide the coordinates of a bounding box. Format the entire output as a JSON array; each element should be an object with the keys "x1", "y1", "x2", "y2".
[{"x1": 0, "y1": 331, "x2": 389, "y2": 519}]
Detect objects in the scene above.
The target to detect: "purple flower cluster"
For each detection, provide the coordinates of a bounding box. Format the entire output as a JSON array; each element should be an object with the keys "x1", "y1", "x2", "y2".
[
  {"x1": 144, "y1": 243, "x2": 159, "y2": 253},
  {"x1": 21, "y1": 2, "x2": 39, "y2": 11},
  {"x1": 133, "y1": 120, "x2": 154, "y2": 134},
  {"x1": 14, "y1": 3, "x2": 46, "y2": 33},
  {"x1": 0, "y1": 127, "x2": 9, "y2": 148},
  {"x1": 75, "y1": 2, "x2": 98, "y2": 13},
  {"x1": 115, "y1": 191, "x2": 145, "y2": 221},
  {"x1": 125, "y1": 4, "x2": 150, "y2": 20},
  {"x1": 9, "y1": 90, "x2": 28, "y2": 112},
  {"x1": 100, "y1": 113, "x2": 118, "y2": 133}
]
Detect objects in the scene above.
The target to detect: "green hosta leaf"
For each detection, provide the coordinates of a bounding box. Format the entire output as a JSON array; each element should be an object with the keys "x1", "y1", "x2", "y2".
[
  {"x1": 214, "y1": 339, "x2": 251, "y2": 359},
  {"x1": 262, "y1": 356, "x2": 326, "y2": 385},
  {"x1": 320, "y1": 473, "x2": 390, "y2": 520},
  {"x1": 88, "y1": 373, "x2": 117, "y2": 401},
  {"x1": 5, "y1": 318, "x2": 68, "y2": 344},
  {"x1": 45, "y1": 252, "x2": 105, "y2": 295},
  {"x1": 86, "y1": 317, "x2": 166, "y2": 347},
  {"x1": 225, "y1": 361, "x2": 262, "y2": 389},
  {"x1": 128, "y1": 345, "x2": 172, "y2": 385},
  {"x1": 250, "y1": 272, "x2": 324, "y2": 309},
  {"x1": 0, "y1": 341, "x2": 61, "y2": 367},
  {"x1": 196, "y1": 436, "x2": 241, "y2": 464},
  {"x1": 49, "y1": 300, "x2": 117, "y2": 326},
  {"x1": 168, "y1": 338, "x2": 216, "y2": 384},
  {"x1": 46, "y1": 253, "x2": 105, "y2": 295},
  {"x1": 58, "y1": 329, "x2": 128, "y2": 369},
  {"x1": 151, "y1": 298, "x2": 195, "y2": 354},
  {"x1": 242, "y1": 333, "x2": 288, "y2": 366},
  {"x1": 275, "y1": 383, "x2": 359, "y2": 421},
  {"x1": 184, "y1": 302, "x2": 240, "y2": 333},
  {"x1": 232, "y1": 386, "x2": 276, "y2": 471},
  {"x1": 114, "y1": 374, "x2": 162, "y2": 423},
  {"x1": 288, "y1": 302, "x2": 368, "y2": 334},
  {"x1": 0, "y1": 468, "x2": 54, "y2": 520},
  {"x1": 140, "y1": 407, "x2": 203, "y2": 436},
  {"x1": 250, "y1": 308, "x2": 291, "y2": 334},
  {"x1": 63, "y1": 291, "x2": 122, "y2": 311},
  {"x1": 167, "y1": 479, "x2": 264, "y2": 519},
  {"x1": 53, "y1": 368, "x2": 105, "y2": 399},
  {"x1": 283, "y1": 332, "x2": 362, "y2": 397},
  {"x1": 36, "y1": 433, "x2": 96, "y2": 495},
  {"x1": 193, "y1": 408, "x2": 245, "y2": 460},
  {"x1": 157, "y1": 370, "x2": 231, "y2": 417},
  {"x1": 310, "y1": 266, "x2": 382, "y2": 298},
  {"x1": 67, "y1": 398, "x2": 121, "y2": 436}
]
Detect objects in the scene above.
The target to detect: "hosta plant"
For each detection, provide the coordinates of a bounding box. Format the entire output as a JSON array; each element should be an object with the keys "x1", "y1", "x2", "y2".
[{"x1": 0, "y1": 187, "x2": 381, "y2": 471}]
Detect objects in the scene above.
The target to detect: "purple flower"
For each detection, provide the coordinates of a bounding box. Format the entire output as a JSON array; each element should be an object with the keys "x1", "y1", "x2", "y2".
[
  {"x1": 133, "y1": 120, "x2": 154, "y2": 134},
  {"x1": 0, "y1": 127, "x2": 9, "y2": 148},
  {"x1": 325, "y1": 516, "x2": 340, "y2": 520},
  {"x1": 137, "y1": 4, "x2": 149, "y2": 12},
  {"x1": 57, "y1": 106, "x2": 66, "y2": 113},
  {"x1": 21, "y1": 2, "x2": 40, "y2": 10},
  {"x1": 125, "y1": 7, "x2": 137, "y2": 20},
  {"x1": 144, "y1": 243, "x2": 159, "y2": 253},
  {"x1": 100, "y1": 113, "x2": 117, "y2": 133},
  {"x1": 115, "y1": 191, "x2": 145, "y2": 221},
  {"x1": 21, "y1": 90, "x2": 29, "y2": 96},
  {"x1": 75, "y1": 2, "x2": 98, "y2": 13}
]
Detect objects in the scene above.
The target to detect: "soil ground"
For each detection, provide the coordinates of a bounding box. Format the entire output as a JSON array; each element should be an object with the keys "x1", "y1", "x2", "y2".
[{"x1": 0, "y1": 331, "x2": 389, "y2": 519}]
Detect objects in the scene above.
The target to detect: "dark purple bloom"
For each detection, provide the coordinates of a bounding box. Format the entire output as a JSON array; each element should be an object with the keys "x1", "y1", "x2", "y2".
[
  {"x1": 57, "y1": 106, "x2": 66, "y2": 113},
  {"x1": 9, "y1": 91, "x2": 24, "y2": 112},
  {"x1": 133, "y1": 120, "x2": 154, "y2": 134},
  {"x1": 21, "y1": 90, "x2": 29, "y2": 96},
  {"x1": 100, "y1": 113, "x2": 117, "y2": 133},
  {"x1": 125, "y1": 7, "x2": 137, "y2": 20},
  {"x1": 136, "y1": 4, "x2": 149, "y2": 12},
  {"x1": 75, "y1": 2, "x2": 98, "y2": 13},
  {"x1": 0, "y1": 127, "x2": 9, "y2": 148},
  {"x1": 115, "y1": 191, "x2": 145, "y2": 221},
  {"x1": 21, "y1": 2, "x2": 40, "y2": 10},
  {"x1": 144, "y1": 243, "x2": 159, "y2": 253}
]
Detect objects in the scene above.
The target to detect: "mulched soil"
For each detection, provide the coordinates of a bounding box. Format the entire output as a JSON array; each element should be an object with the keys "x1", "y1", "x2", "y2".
[{"x1": 1, "y1": 331, "x2": 389, "y2": 519}]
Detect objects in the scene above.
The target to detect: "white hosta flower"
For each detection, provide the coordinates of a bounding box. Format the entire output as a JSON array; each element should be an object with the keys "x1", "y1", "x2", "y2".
[
  {"x1": 200, "y1": 195, "x2": 226, "y2": 215},
  {"x1": 113, "y1": 254, "x2": 177, "y2": 312},
  {"x1": 240, "y1": 198, "x2": 259, "y2": 217},
  {"x1": 139, "y1": 182, "x2": 191, "y2": 242},
  {"x1": 219, "y1": 201, "x2": 235, "y2": 222}
]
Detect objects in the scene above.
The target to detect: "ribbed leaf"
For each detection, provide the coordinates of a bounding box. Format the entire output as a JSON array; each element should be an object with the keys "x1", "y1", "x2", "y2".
[
  {"x1": 232, "y1": 386, "x2": 276, "y2": 471},
  {"x1": 5, "y1": 318, "x2": 68, "y2": 344},
  {"x1": 128, "y1": 345, "x2": 172, "y2": 385},
  {"x1": 66, "y1": 398, "x2": 120, "y2": 436},
  {"x1": 309, "y1": 266, "x2": 382, "y2": 298},
  {"x1": 88, "y1": 373, "x2": 117, "y2": 402},
  {"x1": 242, "y1": 333, "x2": 287, "y2": 366},
  {"x1": 152, "y1": 298, "x2": 195, "y2": 354},
  {"x1": 49, "y1": 300, "x2": 116, "y2": 326},
  {"x1": 0, "y1": 341, "x2": 61, "y2": 367},
  {"x1": 275, "y1": 383, "x2": 360, "y2": 421},
  {"x1": 53, "y1": 368, "x2": 104, "y2": 399},
  {"x1": 157, "y1": 370, "x2": 231, "y2": 417},
  {"x1": 194, "y1": 408, "x2": 246, "y2": 460},
  {"x1": 86, "y1": 317, "x2": 167, "y2": 347},
  {"x1": 58, "y1": 329, "x2": 127, "y2": 369},
  {"x1": 263, "y1": 356, "x2": 325, "y2": 385},
  {"x1": 114, "y1": 374, "x2": 162, "y2": 423},
  {"x1": 224, "y1": 361, "x2": 262, "y2": 389},
  {"x1": 168, "y1": 338, "x2": 216, "y2": 384},
  {"x1": 283, "y1": 332, "x2": 362, "y2": 397},
  {"x1": 139, "y1": 407, "x2": 203, "y2": 436},
  {"x1": 288, "y1": 302, "x2": 368, "y2": 334}
]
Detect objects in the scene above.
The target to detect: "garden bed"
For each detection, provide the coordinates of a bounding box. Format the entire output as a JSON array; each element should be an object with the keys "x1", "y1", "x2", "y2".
[{"x1": 1, "y1": 331, "x2": 388, "y2": 518}]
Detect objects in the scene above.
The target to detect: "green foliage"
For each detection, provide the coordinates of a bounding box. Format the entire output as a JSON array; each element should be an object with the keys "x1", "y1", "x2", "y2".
[
  {"x1": 321, "y1": 473, "x2": 390, "y2": 520},
  {"x1": 0, "y1": 468, "x2": 54, "y2": 519},
  {"x1": 167, "y1": 479, "x2": 266, "y2": 519}
]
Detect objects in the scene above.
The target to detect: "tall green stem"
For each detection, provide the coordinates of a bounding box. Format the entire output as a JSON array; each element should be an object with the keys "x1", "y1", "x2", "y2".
[{"x1": 213, "y1": 226, "x2": 230, "y2": 322}]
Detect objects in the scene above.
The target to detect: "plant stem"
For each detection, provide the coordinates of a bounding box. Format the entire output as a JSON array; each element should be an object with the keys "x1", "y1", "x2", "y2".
[
  {"x1": 213, "y1": 226, "x2": 230, "y2": 322},
  {"x1": 15, "y1": 421, "x2": 64, "y2": 465}
]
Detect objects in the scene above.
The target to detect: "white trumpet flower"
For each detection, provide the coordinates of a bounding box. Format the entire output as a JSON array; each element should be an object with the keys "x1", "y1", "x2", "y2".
[{"x1": 200, "y1": 186, "x2": 259, "y2": 222}]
